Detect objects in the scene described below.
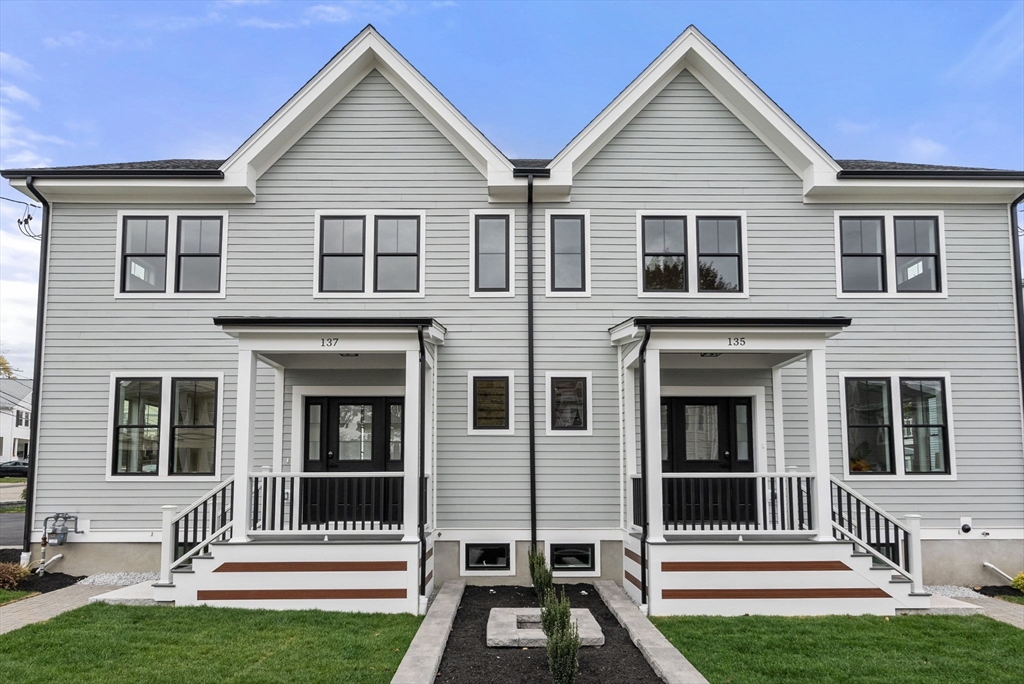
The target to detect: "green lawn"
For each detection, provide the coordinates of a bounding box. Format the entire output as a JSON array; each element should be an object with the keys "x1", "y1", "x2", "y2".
[
  {"x1": 653, "y1": 614, "x2": 1024, "y2": 684},
  {"x1": 0, "y1": 589, "x2": 34, "y2": 605},
  {"x1": 0, "y1": 504, "x2": 26, "y2": 512},
  {"x1": 0, "y1": 603, "x2": 422, "y2": 684},
  {"x1": 0, "y1": 477, "x2": 27, "y2": 483},
  {"x1": 999, "y1": 594, "x2": 1024, "y2": 606}
]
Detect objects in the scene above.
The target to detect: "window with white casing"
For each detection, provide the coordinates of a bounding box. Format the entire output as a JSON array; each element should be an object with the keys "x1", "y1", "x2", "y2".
[
  {"x1": 115, "y1": 211, "x2": 228, "y2": 298},
  {"x1": 546, "y1": 210, "x2": 590, "y2": 297},
  {"x1": 840, "y1": 372, "x2": 955, "y2": 480},
  {"x1": 108, "y1": 372, "x2": 224, "y2": 481},
  {"x1": 468, "y1": 372, "x2": 514, "y2": 435},
  {"x1": 835, "y1": 211, "x2": 945, "y2": 298},
  {"x1": 636, "y1": 212, "x2": 748, "y2": 297},
  {"x1": 470, "y1": 210, "x2": 515, "y2": 296},
  {"x1": 545, "y1": 372, "x2": 593, "y2": 436},
  {"x1": 313, "y1": 211, "x2": 426, "y2": 298}
]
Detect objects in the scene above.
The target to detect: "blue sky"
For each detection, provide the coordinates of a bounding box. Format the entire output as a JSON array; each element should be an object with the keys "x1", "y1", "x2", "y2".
[{"x1": 1, "y1": 0, "x2": 1022, "y2": 373}]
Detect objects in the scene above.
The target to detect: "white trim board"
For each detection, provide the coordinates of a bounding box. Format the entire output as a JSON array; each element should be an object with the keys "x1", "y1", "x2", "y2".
[
  {"x1": 544, "y1": 371, "x2": 595, "y2": 437},
  {"x1": 661, "y1": 385, "x2": 769, "y2": 473},
  {"x1": 838, "y1": 371, "x2": 957, "y2": 481}
]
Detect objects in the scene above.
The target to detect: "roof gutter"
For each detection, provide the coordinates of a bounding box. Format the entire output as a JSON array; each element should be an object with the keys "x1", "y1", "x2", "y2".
[
  {"x1": 1011, "y1": 192, "x2": 1024, "y2": 431},
  {"x1": 21, "y1": 177, "x2": 49, "y2": 556},
  {"x1": 837, "y1": 169, "x2": 1024, "y2": 181},
  {"x1": 417, "y1": 325, "x2": 427, "y2": 601},
  {"x1": 1, "y1": 169, "x2": 224, "y2": 180},
  {"x1": 636, "y1": 325, "x2": 652, "y2": 606}
]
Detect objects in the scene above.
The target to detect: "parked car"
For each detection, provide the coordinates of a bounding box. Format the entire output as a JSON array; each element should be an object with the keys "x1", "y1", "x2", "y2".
[{"x1": 0, "y1": 461, "x2": 29, "y2": 478}]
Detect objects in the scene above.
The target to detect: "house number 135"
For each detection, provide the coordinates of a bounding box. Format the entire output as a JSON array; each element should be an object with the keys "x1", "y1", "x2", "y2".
[{"x1": 727, "y1": 337, "x2": 746, "y2": 346}]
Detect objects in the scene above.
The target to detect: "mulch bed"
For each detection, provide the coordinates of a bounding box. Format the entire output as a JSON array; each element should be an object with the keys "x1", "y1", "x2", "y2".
[
  {"x1": 435, "y1": 584, "x2": 662, "y2": 684},
  {"x1": 0, "y1": 548, "x2": 83, "y2": 593},
  {"x1": 978, "y1": 585, "x2": 1024, "y2": 599}
]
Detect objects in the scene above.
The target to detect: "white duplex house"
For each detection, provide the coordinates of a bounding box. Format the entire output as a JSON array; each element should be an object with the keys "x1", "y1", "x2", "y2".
[{"x1": 4, "y1": 26, "x2": 1023, "y2": 616}]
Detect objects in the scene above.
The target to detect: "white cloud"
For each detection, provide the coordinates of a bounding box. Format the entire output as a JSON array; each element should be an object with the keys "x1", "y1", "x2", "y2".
[
  {"x1": 946, "y1": 3, "x2": 1024, "y2": 85},
  {"x1": 0, "y1": 84, "x2": 39, "y2": 108},
  {"x1": 835, "y1": 119, "x2": 877, "y2": 135},
  {"x1": 307, "y1": 4, "x2": 354, "y2": 23},
  {"x1": 0, "y1": 106, "x2": 70, "y2": 169},
  {"x1": 0, "y1": 52, "x2": 34, "y2": 78},
  {"x1": 43, "y1": 31, "x2": 89, "y2": 49},
  {"x1": 900, "y1": 136, "x2": 949, "y2": 164},
  {"x1": 240, "y1": 0, "x2": 413, "y2": 29}
]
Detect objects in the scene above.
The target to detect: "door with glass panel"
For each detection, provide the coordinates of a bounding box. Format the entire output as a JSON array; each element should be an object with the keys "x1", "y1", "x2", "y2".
[
  {"x1": 661, "y1": 397, "x2": 755, "y2": 526},
  {"x1": 302, "y1": 397, "x2": 404, "y2": 524}
]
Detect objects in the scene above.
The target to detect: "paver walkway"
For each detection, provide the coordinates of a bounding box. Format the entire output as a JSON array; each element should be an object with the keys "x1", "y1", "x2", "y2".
[
  {"x1": 0, "y1": 584, "x2": 110, "y2": 635},
  {"x1": 961, "y1": 595, "x2": 1024, "y2": 629}
]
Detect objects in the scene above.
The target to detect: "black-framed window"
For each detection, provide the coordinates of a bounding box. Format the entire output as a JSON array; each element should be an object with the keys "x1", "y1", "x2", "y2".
[
  {"x1": 321, "y1": 216, "x2": 365, "y2": 292},
  {"x1": 551, "y1": 215, "x2": 585, "y2": 292},
  {"x1": 473, "y1": 376, "x2": 509, "y2": 430},
  {"x1": 551, "y1": 377, "x2": 587, "y2": 430},
  {"x1": 844, "y1": 378, "x2": 894, "y2": 474},
  {"x1": 550, "y1": 543, "x2": 595, "y2": 572},
  {"x1": 840, "y1": 217, "x2": 886, "y2": 293},
  {"x1": 475, "y1": 215, "x2": 510, "y2": 292},
  {"x1": 642, "y1": 216, "x2": 686, "y2": 291},
  {"x1": 113, "y1": 378, "x2": 161, "y2": 475},
  {"x1": 895, "y1": 217, "x2": 941, "y2": 293},
  {"x1": 176, "y1": 217, "x2": 223, "y2": 293},
  {"x1": 122, "y1": 217, "x2": 168, "y2": 292},
  {"x1": 900, "y1": 378, "x2": 949, "y2": 474},
  {"x1": 170, "y1": 379, "x2": 218, "y2": 475},
  {"x1": 697, "y1": 217, "x2": 742, "y2": 292},
  {"x1": 375, "y1": 216, "x2": 420, "y2": 292},
  {"x1": 465, "y1": 543, "x2": 510, "y2": 571}
]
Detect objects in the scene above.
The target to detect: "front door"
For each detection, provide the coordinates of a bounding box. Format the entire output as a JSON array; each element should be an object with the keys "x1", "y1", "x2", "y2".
[
  {"x1": 301, "y1": 397, "x2": 404, "y2": 525},
  {"x1": 661, "y1": 397, "x2": 755, "y2": 526}
]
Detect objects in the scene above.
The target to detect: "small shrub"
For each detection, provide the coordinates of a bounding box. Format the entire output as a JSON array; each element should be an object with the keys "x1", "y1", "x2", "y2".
[
  {"x1": 547, "y1": 613, "x2": 581, "y2": 684},
  {"x1": 1012, "y1": 572, "x2": 1024, "y2": 594},
  {"x1": 529, "y1": 548, "x2": 553, "y2": 605},
  {"x1": 0, "y1": 562, "x2": 31, "y2": 590},
  {"x1": 541, "y1": 586, "x2": 572, "y2": 637},
  {"x1": 20, "y1": 486, "x2": 26, "y2": 501}
]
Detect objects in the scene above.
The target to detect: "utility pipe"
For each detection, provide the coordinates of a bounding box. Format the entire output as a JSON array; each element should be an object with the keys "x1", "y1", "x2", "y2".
[
  {"x1": 1010, "y1": 192, "x2": 1024, "y2": 421},
  {"x1": 527, "y1": 174, "x2": 537, "y2": 550},
  {"x1": 21, "y1": 177, "x2": 49, "y2": 561},
  {"x1": 982, "y1": 561, "x2": 1015, "y2": 584},
  {"x1": 417, "y1": 325, "x2": 427, "y2": 598}
]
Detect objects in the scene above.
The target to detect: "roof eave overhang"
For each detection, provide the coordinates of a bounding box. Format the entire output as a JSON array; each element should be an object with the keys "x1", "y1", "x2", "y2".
[
  {"x1": 804, "y1": 177, "x2": 1024, "y2": 204},
  {"x1": 4, "y1": 175, "x2": 255, "y2": 204},
  {"x1": 610, "y1": 316, "x2": 852, "y2": 345},
  {"x1": 214, "y1": 316, "x2": 446, "y2": 345}
]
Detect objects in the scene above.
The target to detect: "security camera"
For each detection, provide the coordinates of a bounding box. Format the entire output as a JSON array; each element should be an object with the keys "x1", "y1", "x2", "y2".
[{"x1": 960, "y1": 523, "x2": 972, "y2": 534}]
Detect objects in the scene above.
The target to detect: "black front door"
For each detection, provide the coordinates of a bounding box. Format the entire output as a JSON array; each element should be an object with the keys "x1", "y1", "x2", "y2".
[
  {"x1": 301, "y1": 397, "x2": 404, "y2": 525},
  {"x1": 661, "y1": 397, "x2": 755, "y2": 526}
]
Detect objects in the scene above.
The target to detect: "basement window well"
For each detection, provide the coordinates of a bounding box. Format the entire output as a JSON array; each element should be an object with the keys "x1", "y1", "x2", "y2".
[
  {"x1": 465, "y1": 543, "x2": 511, "y2": 571},
  {"x1": 550, "y1": 543, "x2": 596, "y2": 573}
]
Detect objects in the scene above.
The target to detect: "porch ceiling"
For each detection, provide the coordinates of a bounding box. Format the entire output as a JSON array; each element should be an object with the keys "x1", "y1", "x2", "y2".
[
  {"x1": 660, "y1": 352, "x2": 799, "y2": 369},
  {"x1": 259, "y1": 352, "x2": 405, "y2": 369}
]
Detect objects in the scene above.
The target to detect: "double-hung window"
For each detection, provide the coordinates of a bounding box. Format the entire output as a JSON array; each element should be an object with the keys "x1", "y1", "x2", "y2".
[
  {"x1": 842, "y1": 373, "x2": 953, "y2": 477},
  {"x1": 110, "y1": 373, "x2": 222, "y2": 479},
  {"x1": 547, "y1": 212, "x2": 589, "y2": 296},
  {"x1": 472, "y1": 213, "x2": 512, "y2": 294},
  {"x1": 638, "y1": 212, "x2": 747, "y2": 296},
  {"x1": 315, "y1": 212, "x2": 425, "y2": 296},
  {"x1": 117, "y1": 212, "x2": 227, "y2": 297},
  {"x1": 836, "y1": 212, "x2": 944, "y2": 296}
]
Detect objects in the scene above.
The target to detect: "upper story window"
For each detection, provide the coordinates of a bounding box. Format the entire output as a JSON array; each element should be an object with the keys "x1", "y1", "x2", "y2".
[
  {"x1": 836, "y1": 212, "x2": 945, "y2": 298},
  {"x1": 637, "y1": 212, "x2": 747, "y2": 297},
  {"x1": 842, "y1": 372, "x2": 954, "y2": 479},
  {"x1": 109, "y1": 373, "x2": 222, "y2": 480},
  {"x1": 116, "y1": 211, "x2": 228, "y2": 298},
  {"x1": 314, "y1": 211, "x2": 425, "y2": 298},
  {"x1": 546, "y1": 211, "x2": 590, "y2": 297},
  {"x1": 474, "y1": 215, "x2": 510, "y2": 293},
  {"x1": 15, "y1": 410, "x2": 29, "y2": 427}
]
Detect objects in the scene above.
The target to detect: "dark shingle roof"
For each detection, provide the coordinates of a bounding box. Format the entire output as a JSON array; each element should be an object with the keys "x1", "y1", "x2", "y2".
[
  {"x1": 509, "y1": 158, "x2": 552, "y2": 169},
  {"x1": 1, "y1": 159, "x2": 224, "y2": 179},
  {"x1": 836, "y1": 159, "x2": 1023, "y2": 179}
]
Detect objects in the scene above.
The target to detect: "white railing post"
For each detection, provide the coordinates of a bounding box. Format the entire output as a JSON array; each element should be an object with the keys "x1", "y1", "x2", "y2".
[
  {"x1": 805, "y1": 348, "x2": 833, "y2": 540},
  {"x1": 403, "y1": 349, "x2": 420, "y2": 542},
  {"x1": 644, "y1": 349, "x2": 664, "y2": 542},
  {"x1": 904, "y1": 514, "x2": 924, "y2": 593},
  {"x1": 231, "y1": 348, "x2": 257, "y2": 542},
  {"x1": 159, "y1": 505, "x2": 178, "y2": 585}
]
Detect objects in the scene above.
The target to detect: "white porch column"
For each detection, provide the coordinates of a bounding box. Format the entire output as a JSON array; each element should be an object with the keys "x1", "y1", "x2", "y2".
[
  {"x1": 644, "y1": 348, "x2": 664, "y2": 543},
  {"x1": 403, "y1": 349, "x2": 421, "y2": 542},
  {"x1": 805, "y1": 348, "x2": 833, "y2": 540},
  {"x1": 231, "y1": 348, "x2": 258, "y2": 542},
  {"x1": 159, "y1": 505, "x2": 178, "y2": 584},
  {"x1": 904, "y1": 514, "x2": 924, "y2": 594}
]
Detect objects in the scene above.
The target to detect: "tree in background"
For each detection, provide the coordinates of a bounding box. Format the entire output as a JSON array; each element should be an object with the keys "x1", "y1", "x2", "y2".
[{"x1": 0, "y1": 353, "x2": 16, "y2": 379}]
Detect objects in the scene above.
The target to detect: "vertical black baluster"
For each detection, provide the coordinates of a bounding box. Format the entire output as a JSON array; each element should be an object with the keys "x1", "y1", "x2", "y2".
[
  {"x1": 855, "y1": 498, "x2": 862, "y2": 541},
  {"x1": 724, "y1": 477, "x2": 732, "y2": 530},
  {"x1": 786, "y1": 477, "x2": 794, "y2": 531},
  {"x1": 884, "y1": 518, "x2": 891, "y2": 563},
  {"x1": 269, "y1": 477, "x2": 277, "y2": 531},
  {"x1": 760, "y1": 477, "x2": 768, "y2": 531}
]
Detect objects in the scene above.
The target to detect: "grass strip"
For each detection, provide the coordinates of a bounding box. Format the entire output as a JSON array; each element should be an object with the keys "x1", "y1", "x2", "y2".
[
  {"x1": 652, "y1": 613, "x2": 1024, "y2": 684},
  {"x1": 0, "y1": 603, "x2": 422, "y2": 684}
]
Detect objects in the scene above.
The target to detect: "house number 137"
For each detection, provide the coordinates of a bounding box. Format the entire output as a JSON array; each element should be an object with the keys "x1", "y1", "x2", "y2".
[
  {"x1": 321, "y1": 338, "x2": 339, "y2": 347},
  {"x1": 727, "y1": 337, "x2": 746, "y2": 346}
]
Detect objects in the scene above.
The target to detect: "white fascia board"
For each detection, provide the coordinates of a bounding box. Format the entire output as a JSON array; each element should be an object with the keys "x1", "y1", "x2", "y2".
[
  {"x1": 221, "y1": 28, "x2": 512, "y2": 191},
  {"x1": 548, "y1": 26, "x2": 839, "y2": 191},
  {"x1": 804, "y1": 178, "x2": 1024, "y2": 204},
  {"x1": 5, "y1": 177, "x2": 255, "y2": 205}
]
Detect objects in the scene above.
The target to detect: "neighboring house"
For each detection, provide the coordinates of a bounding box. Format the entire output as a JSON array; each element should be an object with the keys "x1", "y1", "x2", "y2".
[
  {"x1": 3, "y1": 26, "x2": 1023, "y2": 616},
  {"x1": 0, "y1": 378, "x2": 32, "y2": 462}
]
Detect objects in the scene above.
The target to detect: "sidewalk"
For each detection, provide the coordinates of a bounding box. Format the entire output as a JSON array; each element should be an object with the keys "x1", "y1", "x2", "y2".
[
  {"x1": 961, "y1": 595, "x2": 1024, "y2": 630},
  {"x1": 0, "y1": 585, "x2": 110, "y2": 635}
]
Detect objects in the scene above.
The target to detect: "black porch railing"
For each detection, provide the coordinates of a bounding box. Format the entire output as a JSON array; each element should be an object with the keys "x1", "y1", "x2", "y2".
[
  {"x1": 171, "y1": 479, "x2": 234, "y2": 566},
  {"x1": 830, "y1": 478, "x2": 910, "y2": 572},
  {"x1": 249, "y1": 473, "x2": 404, "y2": 533},
  {"x1": 660, "y1": 473, "x2": 814, "y2": 532},
  {"x1": 631, "y1": 476, "x2": 644, "y2": 528}
]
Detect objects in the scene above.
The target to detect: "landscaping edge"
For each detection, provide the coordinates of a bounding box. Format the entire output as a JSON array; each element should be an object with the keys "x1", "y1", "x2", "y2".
[{"x1": 391, "y1": 580, "x2": 467, "y2": 684}]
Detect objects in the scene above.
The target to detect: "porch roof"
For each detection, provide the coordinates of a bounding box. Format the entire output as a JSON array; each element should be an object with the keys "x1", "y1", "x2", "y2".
[
  {"x1": 610, "y1": 316, "x2": 851, "y2": 346},
  {"x1": 213, "y1": 316, "x2": 443, "y2": 330}
]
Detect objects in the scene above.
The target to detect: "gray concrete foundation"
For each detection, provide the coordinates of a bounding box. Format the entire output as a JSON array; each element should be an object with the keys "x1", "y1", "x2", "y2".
[
  {"x1": 922, "y1": 539, "x2": 1023, "y2": 586},
  {"x1": 26, "y1": 542, "x2": 160, "y2": 575},
  {"x1": 433, "y1": 539, "x2": 623, "y2": 588}
]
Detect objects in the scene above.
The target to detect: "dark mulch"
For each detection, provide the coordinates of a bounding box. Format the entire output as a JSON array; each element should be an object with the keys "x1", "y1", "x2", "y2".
[
  {"x1": 436, "y1": 584, "x2": 662, "y2": 684},
  {"x1": 0, "y1": 547, "x2": 84, "y2": 593},
  {"x1": 979, "y1": 585, "x2": 1024, "y2": 598}
]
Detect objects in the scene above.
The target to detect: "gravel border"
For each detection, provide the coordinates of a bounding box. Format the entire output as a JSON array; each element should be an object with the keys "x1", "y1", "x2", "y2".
[
  {"x1": 925, "y1": 585, "x2": 985, "y2": 599},
  {"x1": 78, "y1": 572, "x2": 160, "y2": 586}
]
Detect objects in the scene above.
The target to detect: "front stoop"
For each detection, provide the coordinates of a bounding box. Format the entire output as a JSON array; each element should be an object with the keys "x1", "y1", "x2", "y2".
[
  {"x1": 595, "y1": 580, "x2": 710, "y2": 684},
  {"x1": 391, "y1": 580, "x2": 466, "y2": 684}
]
